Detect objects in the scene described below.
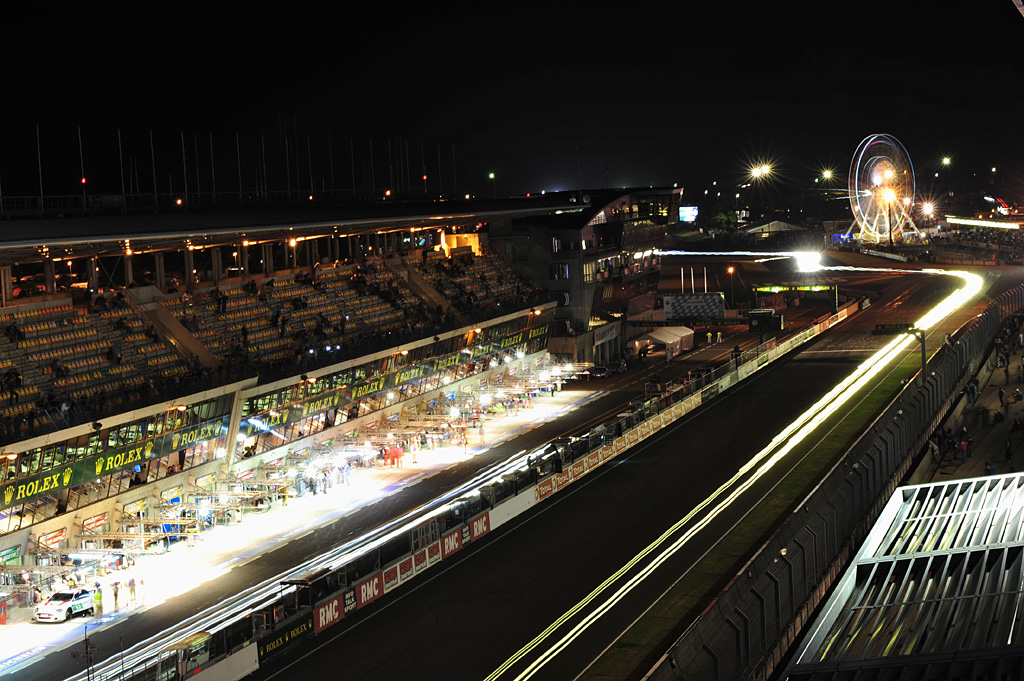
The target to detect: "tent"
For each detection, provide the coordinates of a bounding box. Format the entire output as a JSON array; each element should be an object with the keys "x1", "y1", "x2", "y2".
[{"x1": 637, "y1": 326, "x2": 694, "y2": 358}]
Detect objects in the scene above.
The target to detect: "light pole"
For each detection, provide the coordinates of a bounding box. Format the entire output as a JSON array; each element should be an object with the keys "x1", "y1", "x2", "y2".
[
  {"x1": 489, "y1": 172, "x2": 496, "y2": 199},
  {"x1": 727, "y1": 266, "x2": 735, "y2": 307}
]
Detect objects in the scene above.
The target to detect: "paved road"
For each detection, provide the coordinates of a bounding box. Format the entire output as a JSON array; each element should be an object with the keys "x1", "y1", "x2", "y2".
[
  {"x1": 16, "y1": 253, "x2": 1002, "y2": 681},
  {"x1": 245, "y1": 268, "x2": 974, "y2": 680}
]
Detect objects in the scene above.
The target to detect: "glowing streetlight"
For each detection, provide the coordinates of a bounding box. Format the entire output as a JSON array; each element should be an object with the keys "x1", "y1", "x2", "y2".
[
  {"x1": 942, "y1": 157, "x2": 951, "y2": 166},
  {"x1": 727, "y1": 266, "x2": 735, "y2": 307}
]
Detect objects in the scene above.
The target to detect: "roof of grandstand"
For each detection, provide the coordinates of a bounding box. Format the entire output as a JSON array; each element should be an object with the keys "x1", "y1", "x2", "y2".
[{"x1": 0, "y1": 193, "x2": 587, "y2": 266}]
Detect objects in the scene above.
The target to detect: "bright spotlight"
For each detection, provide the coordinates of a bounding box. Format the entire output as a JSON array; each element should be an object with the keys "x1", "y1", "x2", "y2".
[{"x1": 794, "y1": 252, "x2": 822, "y2": 273}]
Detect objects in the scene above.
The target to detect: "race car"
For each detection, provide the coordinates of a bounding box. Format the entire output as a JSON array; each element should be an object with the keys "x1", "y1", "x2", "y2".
[{"x1": 33, "y1": 587, "x2": 94, "y2": 622}]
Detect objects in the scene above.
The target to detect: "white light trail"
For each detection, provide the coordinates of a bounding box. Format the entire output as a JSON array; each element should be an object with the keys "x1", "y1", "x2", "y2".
[{"x1": 487, "y1": 266, "x2": 982, "y2": 681}]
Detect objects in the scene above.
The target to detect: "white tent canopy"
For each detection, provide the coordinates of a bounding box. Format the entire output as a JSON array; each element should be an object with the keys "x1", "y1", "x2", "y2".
[{"x1": 638, "y1": 326, "x2": 694, "y2": 352}]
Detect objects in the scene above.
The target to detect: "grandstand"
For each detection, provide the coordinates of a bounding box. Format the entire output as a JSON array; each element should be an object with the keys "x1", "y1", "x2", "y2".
[{"x1": 0, "y1": 198, "x2": 560, "y2": 566}]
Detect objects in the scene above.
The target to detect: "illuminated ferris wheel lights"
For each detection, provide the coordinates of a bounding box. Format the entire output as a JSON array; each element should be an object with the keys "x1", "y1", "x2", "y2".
[{"x1": 849, "y1": 134, "x2": 919, "y2": 244}]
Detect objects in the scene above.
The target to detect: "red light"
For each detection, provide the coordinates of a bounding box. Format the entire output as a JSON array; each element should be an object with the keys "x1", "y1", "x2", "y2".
[
  {"x1": 81, "y1": 177, "x2": 86, "y2": 184},
  {"x1": 422, "y1": 175, "x2": 427, "y2": 181}
]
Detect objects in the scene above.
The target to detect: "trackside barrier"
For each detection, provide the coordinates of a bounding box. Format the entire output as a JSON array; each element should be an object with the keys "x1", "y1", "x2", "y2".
[
  {"x1": 69, "y1": 300, "x2": 863, "y2": 681},
  {"x1": 646, "y1": 284, "x2": 1024, "y2": 681}
]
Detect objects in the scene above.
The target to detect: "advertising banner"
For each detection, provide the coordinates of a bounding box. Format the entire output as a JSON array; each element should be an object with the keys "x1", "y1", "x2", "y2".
[
  {"x1": 398, "y1": 556, "x2": 414, "y2": 584},
  {"x1": 440, "y1": 528, "x2": 462, "y2": 559},
  {"x1": 84, "y1": 512, "x2": 109, "y2": 531},
  {"x1": 313, "y1": 595, "x2": 344, "y2": 634},
  {"x1": 426, "y1": 540, "x2": 441, "y2": 567},
  {"x1": 1, "y1": 417, "x2": 227, "y2": 512},
  {"x1": 535, "y1": 478, "x2": 555, "y2": 502},
  {"x1": 258, "y1": 614, "x2": 313, "y2": 664},
  {"x1": 469, "y1": 512, "x2": 490, "y2": 541},
  {"x1": 161, "y1": 485, "x2": 183, "y2": 502},
  {"x1": 39, "y1": 528, "x2": 67, "y2": 547},
  {"x1": 413, "y1": 548, "x2": 428, "y2": 573},
  {"x1": 382, "y1": 564, "x2": 400, "y2": 594},
  {"x1": 355, "y1": 573, "x2": 383, "y2": 609}
]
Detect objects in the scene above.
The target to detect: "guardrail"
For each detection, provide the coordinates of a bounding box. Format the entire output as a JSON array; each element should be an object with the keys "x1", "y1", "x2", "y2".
[
  {"x1": 647, "y1": 284, "x2": 1024, "y2": 681},
  {"x1": 64, "y1": 300, "x2": 862, "y2": 681}
]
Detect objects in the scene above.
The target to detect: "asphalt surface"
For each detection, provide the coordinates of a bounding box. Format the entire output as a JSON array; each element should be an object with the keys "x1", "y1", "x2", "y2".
[
  {"x1": 16, "y1": 252, "x2": 1010, "y2": 681},
  {"x1": 245, "y1": 265, "x2": 979, "y2": 681}
]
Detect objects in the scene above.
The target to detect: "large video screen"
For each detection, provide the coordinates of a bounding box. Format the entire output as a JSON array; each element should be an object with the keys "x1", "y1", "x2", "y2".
[{"x1": 679, "y1": 206, "x2": 698, "y2": 222}]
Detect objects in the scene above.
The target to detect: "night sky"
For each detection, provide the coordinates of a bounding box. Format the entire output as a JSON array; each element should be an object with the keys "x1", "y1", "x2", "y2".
[{"x1": 4, "y1": 1, "x2": 1023, "y2": 202}]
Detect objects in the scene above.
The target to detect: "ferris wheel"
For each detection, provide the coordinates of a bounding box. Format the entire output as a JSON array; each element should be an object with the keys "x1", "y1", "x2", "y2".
[{"x1": 848, "y1": 134, "x2": 920, "y2": 244}]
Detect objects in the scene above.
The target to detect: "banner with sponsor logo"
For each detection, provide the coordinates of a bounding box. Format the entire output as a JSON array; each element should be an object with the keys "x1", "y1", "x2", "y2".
[
  {"x1": 413, "y1": 547, "x2": 428, "y2": 574},
  {"x1": 39, "y1": 528, "x2": 67, "y2": 547},
  {"x1": 314, "y1": 594, "x2": 345, "y2": 634},
  {"x1": 161, "y1": 485, "x2": 183, "y2": 502},
  {"x1": 0, "y1": 417, "x2": 227, "y2": 512},
  {"x1": 426, "y1": 540, "x2": 441, "y2": 567},
  {"x1": 440, "y1": 528, "x2": 462, "y2": 559},
  {"x1": 355, "y1": 572, "x2": 383, "y2": 609},
  {"x1": 0, "y1": 544, "x2": 20, "y2": 563},
  {"x1": 398, "y1": 556, "x2": 414, "y2": 585},
  {"x1": 382, "y1": 563, "x2": 400, "y2": 594},
  {"x1": 258, "y1": 614, "x2": 314, "y2": 664},
  {"x1": 84, "y1": 512, "x2": 109, "y2": 531},
  {"x1": 469, "y1": 512, "x2": 490, "y2": 541},
  {"x1": 535, "y1": 477, "x2": 555, "y2": 502}
]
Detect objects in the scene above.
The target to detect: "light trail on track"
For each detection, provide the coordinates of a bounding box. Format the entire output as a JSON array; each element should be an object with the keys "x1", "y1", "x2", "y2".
[{"x1": 485, "y1": 258, "x2": 982, "y2": 681}]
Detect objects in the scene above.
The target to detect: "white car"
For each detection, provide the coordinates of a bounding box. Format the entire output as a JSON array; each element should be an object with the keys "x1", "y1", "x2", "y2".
[{"x1": 33, "y1": 588, "x2": 94, "y2": 622}]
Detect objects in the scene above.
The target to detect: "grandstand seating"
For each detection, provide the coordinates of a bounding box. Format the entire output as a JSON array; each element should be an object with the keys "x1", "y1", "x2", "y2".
[{"x1": 0, "y1": 249, "x2": 544, "y2": 446}]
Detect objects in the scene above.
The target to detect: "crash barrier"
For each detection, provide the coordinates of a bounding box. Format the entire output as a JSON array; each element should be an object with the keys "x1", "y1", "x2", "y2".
[
  {"x1": 647, "y1": 283, "x2": 1024, "y2": 681},
  {"x1": 65, "y1": 300, "x2": 863, "y2": 681}
]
